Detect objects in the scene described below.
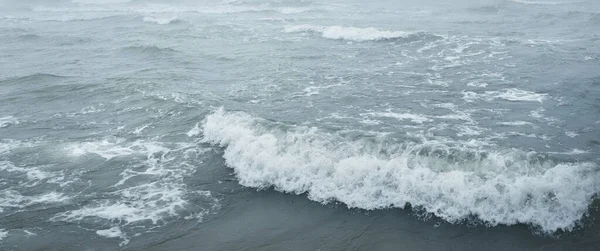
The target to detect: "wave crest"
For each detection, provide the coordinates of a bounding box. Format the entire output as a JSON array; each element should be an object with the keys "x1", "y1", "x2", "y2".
[
  {"x1": 201, "y1": 108, "x2": 600, "y2": 233},
  {"x1": 284, "y1": 25, "x2": 441, "y2": 42},
  {"x1": 143, "y1": 16, "x2": 182, "y2": 25}
]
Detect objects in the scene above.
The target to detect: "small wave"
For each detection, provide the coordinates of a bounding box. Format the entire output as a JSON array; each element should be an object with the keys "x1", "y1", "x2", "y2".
[
  {"x1": 17, "y1": 34, "x2": 41, "y2": 40},
  {"x1": 284, "y1": 25, "x2": 441, "y2": 42},
  {"x1": 0, "y1": 116, "x2": 19, "y2": 128},
  {"x1": 143, "y1": 16, "x2": 182, "y2": 25},
  {"x1": 121, "y1": 45, "x2": 178, "y2": 56},
  {"x1": 0, "y1": 73, "x2": 68, "y2": 84},
  {"x1": 200, "y1": 108, "x2": 600, "y2": 234}
]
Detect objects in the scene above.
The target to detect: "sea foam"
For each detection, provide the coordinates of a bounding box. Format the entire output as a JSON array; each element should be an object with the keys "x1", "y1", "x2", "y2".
[
  {"x1": 0, "y1": 116, "x2": 19, "y2": 128},
  {"x1": 143, "y1": 16, "x2": 180, "y2": 25},
  {"x1": 284, "y1": 25, "x2": 414, "y2": 42},
  {"x1": 201, "y1": 108, "x2": 600, "y2": 233},
  {"x1": 55, "y1": 138, "x2": 219, "y2": 241},
  {"x1": 0, "y1": 229, "x2": 7, "y2": 242}
]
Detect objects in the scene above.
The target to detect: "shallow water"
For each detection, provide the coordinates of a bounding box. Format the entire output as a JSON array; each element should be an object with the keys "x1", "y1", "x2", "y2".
[{"x1": 0, "y1": 0, "x2": 599, "y2": 250}]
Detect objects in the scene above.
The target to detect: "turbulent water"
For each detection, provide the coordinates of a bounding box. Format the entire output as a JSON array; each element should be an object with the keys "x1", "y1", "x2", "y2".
[{"x1": 1, "y1": 0, "x2": 599, "y2": 250}]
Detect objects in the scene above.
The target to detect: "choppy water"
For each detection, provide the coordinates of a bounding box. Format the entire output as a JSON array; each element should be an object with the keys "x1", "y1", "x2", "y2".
[{"x1": 1, "y1": 0, "x2": 599, "y2": 250}]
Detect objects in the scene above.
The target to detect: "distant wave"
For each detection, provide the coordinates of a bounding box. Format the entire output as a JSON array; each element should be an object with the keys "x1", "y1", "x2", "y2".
[
  {"x1": 71, "y1": 0, "x2": 132, "y2": 3},
  {"x1": 284, "y1": 25, "x2": 442, "y2": 42},
  {"x1": 17, "y1": 34, "x2": 42, "y2": 40},
  {"x1": 0, "y1": 73, "x2": 68, "y2": 84},
  {"x1": 507, "y1": 0, "x2": 588, "y2": 5},
  {"x1": 142, "y1": 16, "x2": 182, "y2": 25},
  {"x1": 121, "y1": 45, "x2": 178, "y2": 56},
  {"x1": 34, "y1": 4, "x2": 317, "y2": 16},
  {"x1": 200, "y1": 108, "x2": 600, "y2": 234},
  {"x1": 4, "y1": 13, "x2": 127, "y2": 23}
]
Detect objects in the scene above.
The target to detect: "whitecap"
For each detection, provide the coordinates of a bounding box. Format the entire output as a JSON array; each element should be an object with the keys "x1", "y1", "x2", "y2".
[
  {"x1": 497, "y1": 121, "x2": 534, "y2": 126},
  {"x1": 143, "y1": 16, "x2": 180, "y2": 25},
  {"x1": 548, "y1": 149, "x2": 589, "y2": 155},
  {"x1": 0, "y1": 116, "x2": 19, "y2": 128},
  {"x1": 495, "y1": 88, "x2": 547, "y2": 102},
  {"x1": 366, "y1": 112, "x2": 431, "y2": 124},
  {"x1": 0, "y1": 229, "x2": 7, "y2": 242},
  {"x1": 463, "y1": 89, "x2": 547, "y2": 103},
  {"x1": 201, "y1": 108, "x2": 600, "y2": 234},
  {"x1": 565, "y1": 131, "x2": 579, "y2": 138},
  {"x1": 0, "y1": 189, "x2": 71, "y2": 213},
  {"x1": 284, "y1": 25, "x2": 414, "y2": 42}
]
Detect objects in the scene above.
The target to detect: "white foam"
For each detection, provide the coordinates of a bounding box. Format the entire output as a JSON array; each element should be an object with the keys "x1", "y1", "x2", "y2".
[
  {"x1": 496, "y1": 88, "x2": 547, "y2": 103},
  {"x1": 0, "y1": 189, "x2": 71, "y2": 213},
  {"x1": 366, "y1": 112, "x2": 431, "y2": 124},
  {"x1": 96, "y1": 227, "x2": 129, "y2": 246},
  {"x1": 23, "y1": 230, "x2": 36, "y2": 237},
  {"x1": 284, "y1": 25, "x2": 412, "y2": 42},
  {"x1": 132, "y1": 124, "x2": 151, "y2": 134},
  {"x1": 66, "y1": 138, "x2": 167, "y2": 160},
  {"x1": 201, "y1": 109, "x2": 600, "y2": 233},
  {"x1": 548, "y1": 149, "x2": 589, "y2": 155},
  {"x1": 463, "y1": 89, "x2": 547, "y2": 103},
  {"x1": 0, "y1": 229, "x2": 7, "y2": 242},
  {"x1": 0, "y1": 116, "x2": 19, "y2": 128},
  {"x1": 56, "y1": 139, "x2": 219, "y2": 242},
  {"x1": 187, "y1": 123, "x2": 202, "y2": 137},
  {"x1": 498, "y1": 121, "x2": 534, "y2": 126},
  {"x1": 143, "y1": 16, "x2": 179, "y2": 25},
  {"x1": 565, "y1": 131, "x2": 579, "y2": 138},
  {"x1": 456, "y1": 125, "x2": 483, "y2": 136},
  {"x1": 0, "y1": 159, "x2": 55, "y2": 184}
]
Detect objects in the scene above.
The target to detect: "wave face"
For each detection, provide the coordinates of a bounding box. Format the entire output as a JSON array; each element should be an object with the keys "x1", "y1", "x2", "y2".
[{"x1": 202, "y1": 109, "x2": 600, "y2": 233}]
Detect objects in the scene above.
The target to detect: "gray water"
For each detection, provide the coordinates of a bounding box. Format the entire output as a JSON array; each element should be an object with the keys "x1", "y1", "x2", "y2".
[{"x1": 1, "y1": 0, "x2": 599, "y2": 250}]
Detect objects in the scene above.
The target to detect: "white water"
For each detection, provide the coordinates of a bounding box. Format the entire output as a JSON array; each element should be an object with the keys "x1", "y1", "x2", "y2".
[
  {"x1": 201, "y1": 108, "x2": 600, "y2": 233},
  {"x1": 0, "y1": 229, "x2": 7, "y2": 242},
  {"x1": 284, "y1": 25, "x2": 415, "y2": 42}
]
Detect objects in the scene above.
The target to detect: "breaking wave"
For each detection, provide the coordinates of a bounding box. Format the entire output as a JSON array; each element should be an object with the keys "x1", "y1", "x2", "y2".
[
  {"x1": 200, "y1": 108, "x2": 600, "y2": 234},
  {"x1": 142, "y1": 16, "x2": 182, "y2": 25},
  {"x1": 284, "y1": 25, "x2": 442, "y2": 42}
]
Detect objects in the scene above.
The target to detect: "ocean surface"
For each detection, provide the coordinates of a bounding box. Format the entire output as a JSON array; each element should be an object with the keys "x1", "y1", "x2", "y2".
[{"x1": 1, "y1": 0, "x2": 599, "y2": 250}]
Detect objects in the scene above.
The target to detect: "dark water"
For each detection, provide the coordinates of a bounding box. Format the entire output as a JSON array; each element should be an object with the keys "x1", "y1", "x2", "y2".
[{"x1": 1, "y1": 0, "x2": 599, "y2": 250}]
